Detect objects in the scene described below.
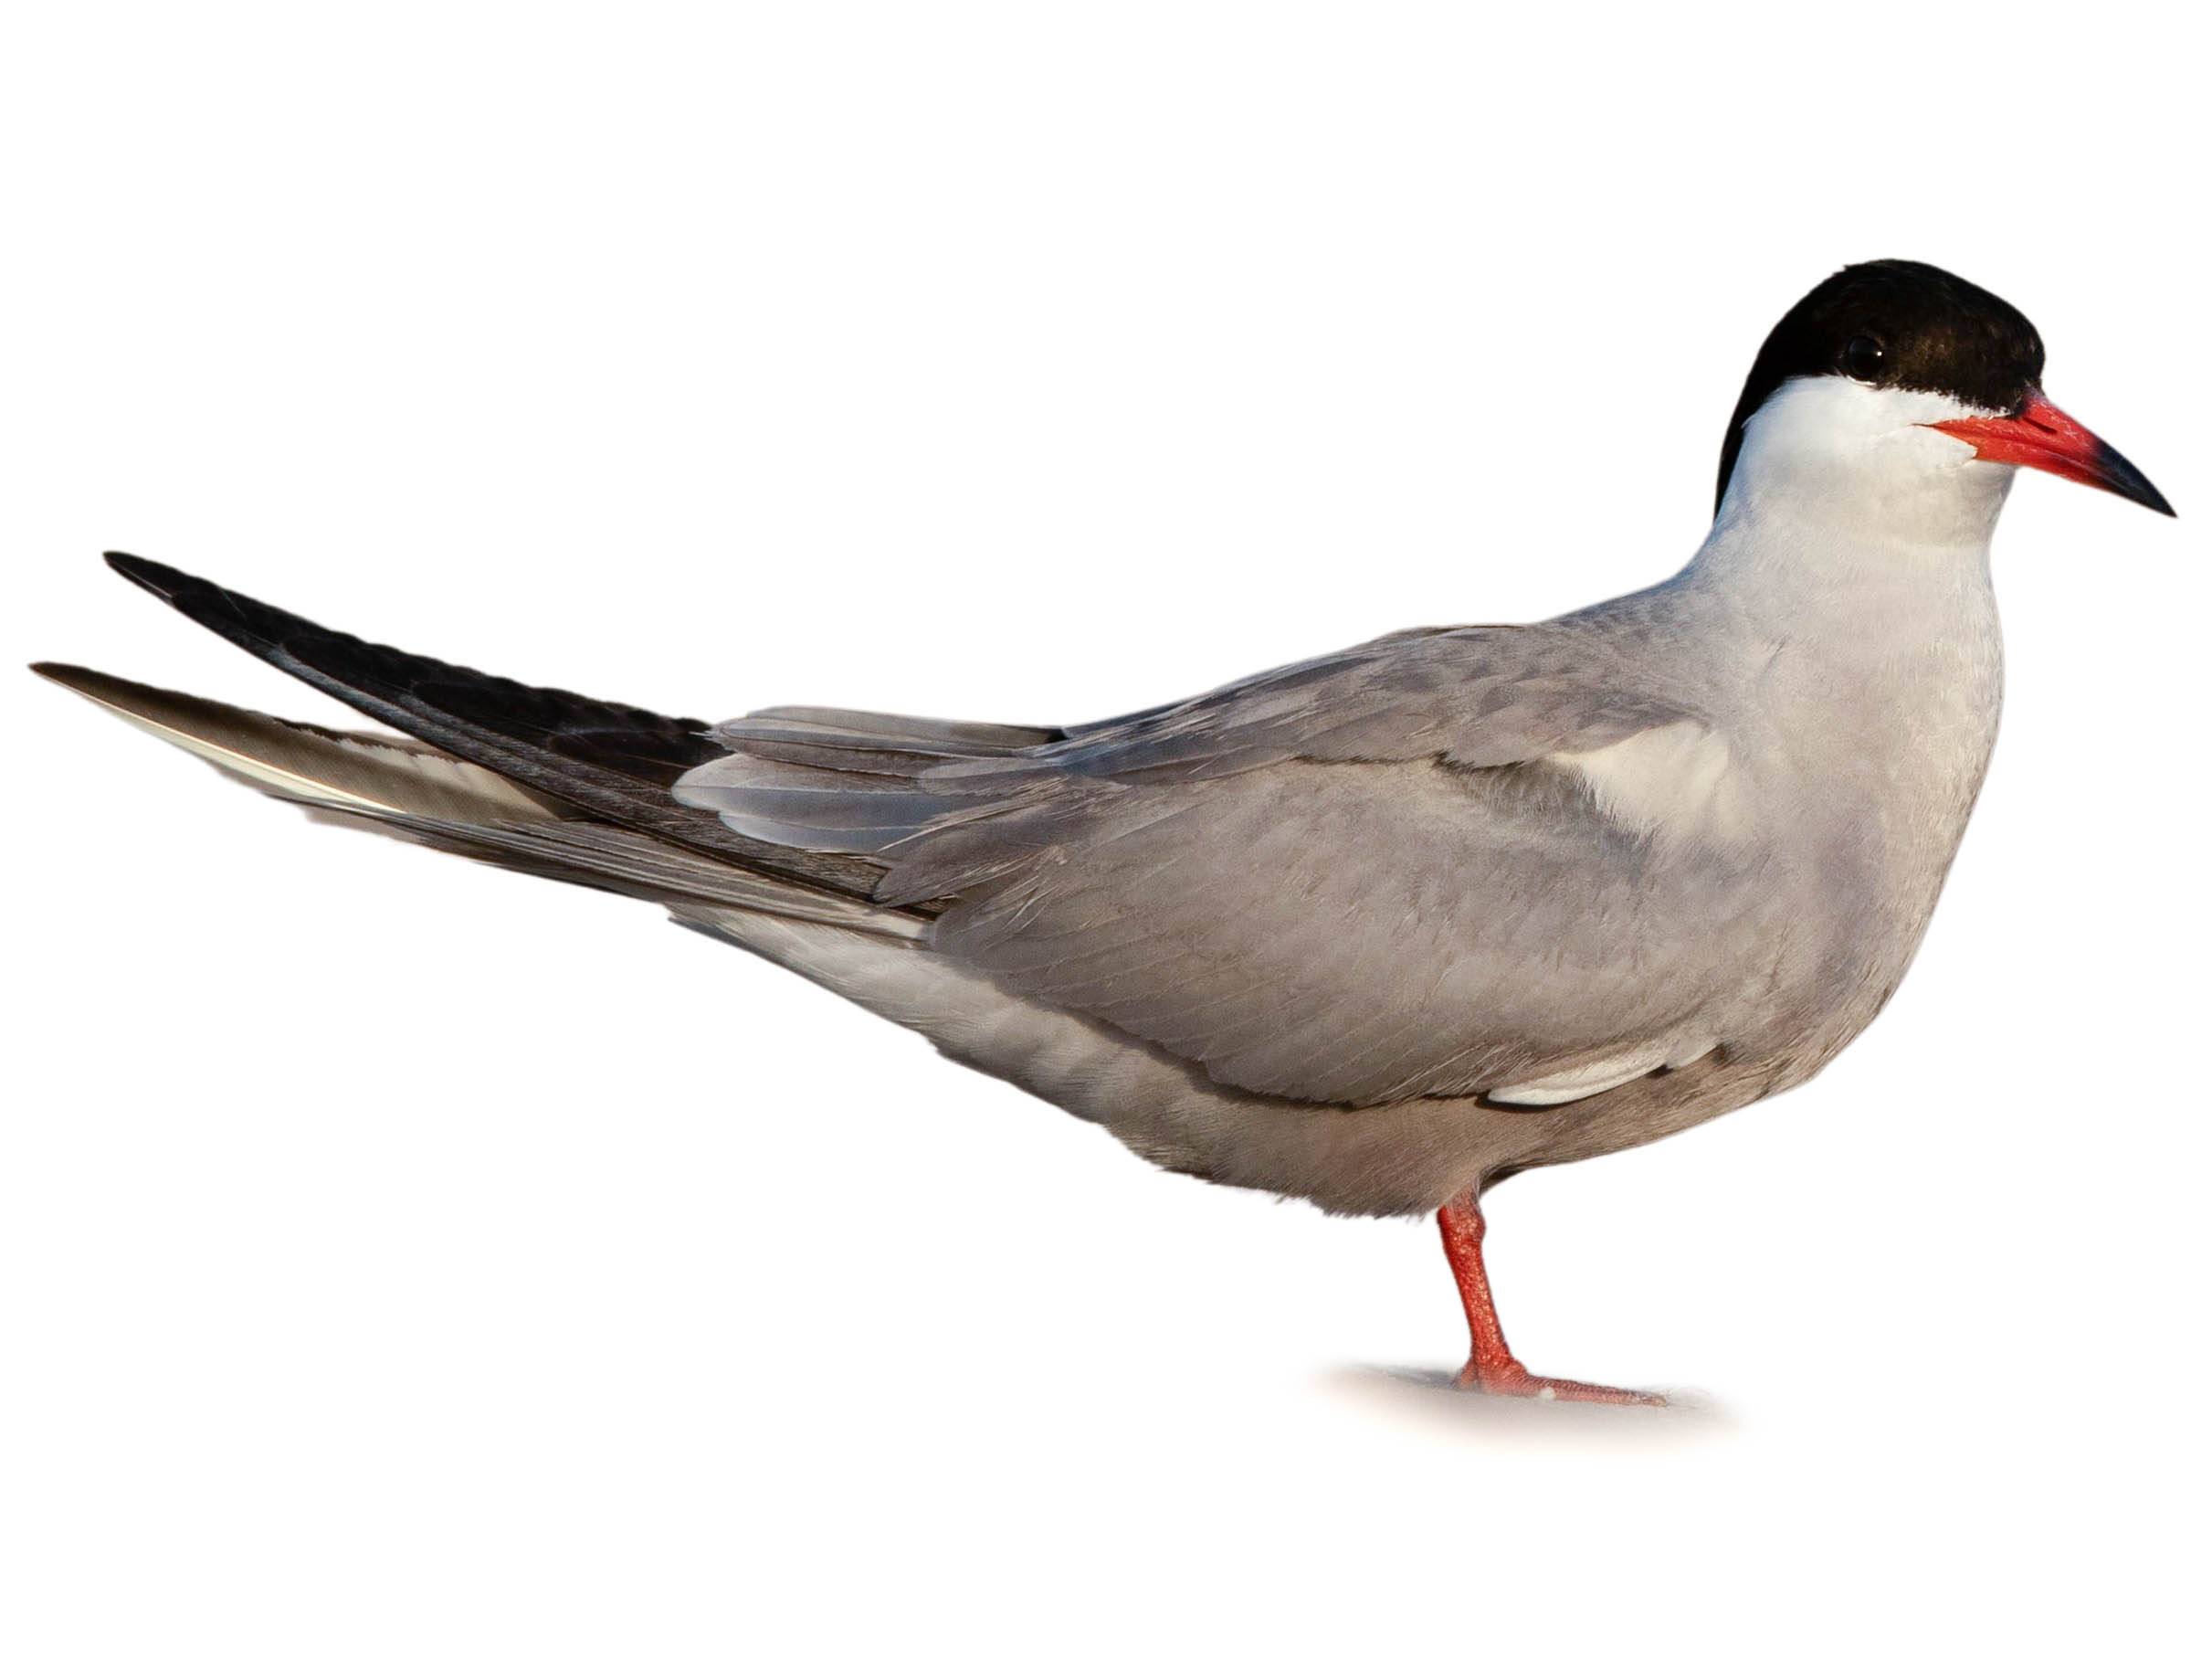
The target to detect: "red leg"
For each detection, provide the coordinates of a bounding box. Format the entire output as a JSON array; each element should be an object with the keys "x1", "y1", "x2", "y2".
[{"x1": 1437, "y1": 1189, "x2": 1664, "y2": 1406}]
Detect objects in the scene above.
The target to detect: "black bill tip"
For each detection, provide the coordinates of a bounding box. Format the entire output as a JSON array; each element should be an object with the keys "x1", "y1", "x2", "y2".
[{"x1": 2095, "y1": 442, "x2": 2175, "y2": 517}]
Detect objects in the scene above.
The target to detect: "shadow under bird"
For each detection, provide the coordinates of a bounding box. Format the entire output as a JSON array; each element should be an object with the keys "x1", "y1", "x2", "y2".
[{"x1": 34, "y1": 260, "x2": 2174, "y2": 1403}]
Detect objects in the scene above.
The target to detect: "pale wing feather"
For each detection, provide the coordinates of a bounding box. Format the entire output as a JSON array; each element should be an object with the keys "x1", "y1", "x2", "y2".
[{"x1": 676, "y1": 616, "x2": 1768, "y2": 1106}]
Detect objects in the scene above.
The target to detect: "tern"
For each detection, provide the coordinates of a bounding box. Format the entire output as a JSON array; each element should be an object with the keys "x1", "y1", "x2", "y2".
[{"x1": 34, "y1": 260, "x2": 2173, "y2": 1403}]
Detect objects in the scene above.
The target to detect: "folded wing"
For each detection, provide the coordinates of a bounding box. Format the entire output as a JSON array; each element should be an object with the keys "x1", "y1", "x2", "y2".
[{"x1": 678, "y1": 622, "x2": 1767, "y2": 1106}]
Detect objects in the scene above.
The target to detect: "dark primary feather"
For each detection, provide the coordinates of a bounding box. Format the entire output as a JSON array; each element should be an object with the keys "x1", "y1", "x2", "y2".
[{"x1": 101, "y1": 553, "x2": 890, "y2": 905}]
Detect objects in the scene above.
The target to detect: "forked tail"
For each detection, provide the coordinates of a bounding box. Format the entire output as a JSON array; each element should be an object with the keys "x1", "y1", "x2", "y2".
[{"x1": 30, "y1": 556, "x2": 928, "y2": 942}]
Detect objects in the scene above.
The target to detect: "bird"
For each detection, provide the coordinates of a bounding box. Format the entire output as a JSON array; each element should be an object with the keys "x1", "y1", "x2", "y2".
[{"x1": 32, "y1": 259, "x2": 2174, "y2": 1404}]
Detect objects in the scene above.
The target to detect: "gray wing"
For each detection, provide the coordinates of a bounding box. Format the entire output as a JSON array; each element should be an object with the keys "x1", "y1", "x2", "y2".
[{"x1": 674, "y1": 622, "x2": 1769, "y2": 1105}]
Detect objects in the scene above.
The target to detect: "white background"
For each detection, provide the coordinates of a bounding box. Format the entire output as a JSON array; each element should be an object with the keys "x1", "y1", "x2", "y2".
[{"x1": 5, "y1": 4, "x2": 2207, "y2": 1654}]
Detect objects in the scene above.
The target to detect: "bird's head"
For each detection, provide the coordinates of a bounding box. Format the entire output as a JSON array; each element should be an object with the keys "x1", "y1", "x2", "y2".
[{"x1": 1714, "y1": 259, "x2": 2172, "y2": 538}]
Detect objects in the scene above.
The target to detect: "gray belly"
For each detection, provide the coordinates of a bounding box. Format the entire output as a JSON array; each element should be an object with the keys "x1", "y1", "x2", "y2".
[{"x1": 1059, "y1": 789, "x2": 1996, "y2": 1214}]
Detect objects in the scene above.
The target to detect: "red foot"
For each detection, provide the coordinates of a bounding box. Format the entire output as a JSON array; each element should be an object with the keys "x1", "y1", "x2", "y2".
[
  {"x1": 1436, "y1": 1189, "x2": 1667, "y2": 1407},
  {"x1": 1451, "y1": 1359, "x2": 1666, "y2": 1407}
]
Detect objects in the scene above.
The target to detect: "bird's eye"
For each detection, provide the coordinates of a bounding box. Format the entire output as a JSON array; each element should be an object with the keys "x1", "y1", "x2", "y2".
[{"x1": 1842, "y1": 335, "x2": 1886, "y2": 382}]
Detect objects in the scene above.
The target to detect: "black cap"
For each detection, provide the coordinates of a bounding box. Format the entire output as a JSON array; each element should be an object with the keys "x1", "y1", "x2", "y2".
[{"x1": 1716, "y1": 260, "x2": 2046, "y2": 513}]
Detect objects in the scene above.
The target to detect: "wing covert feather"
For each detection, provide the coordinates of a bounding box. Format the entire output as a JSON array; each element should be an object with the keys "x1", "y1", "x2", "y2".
[{"x1": 679, "y1": 617, "x2": 1767, "y2": 1105}]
